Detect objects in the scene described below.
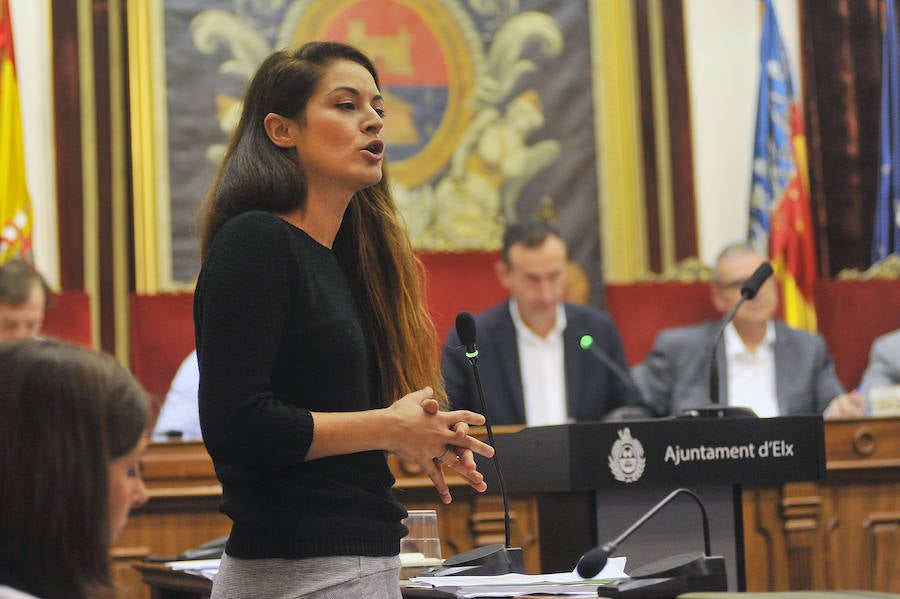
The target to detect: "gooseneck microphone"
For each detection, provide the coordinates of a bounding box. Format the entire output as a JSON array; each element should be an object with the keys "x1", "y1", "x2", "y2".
[
  {"x1": 454, "y1": 311, "x2": 510, "y2": 548},
  {"x1": 579, "y1": 335, "x2": 643, "y2": 411},
  {"x1": 681, "y1": 262, "x2": 773, "y2": 419},
  {"x1": 424, "y1": 312, "x2": 523, "y2": 576},
  {"x1": 708, "y1": 262, "x2": 773, "y2": 406},
  {"x1": 739, "y1": 261, "x2": 776, "y2": 301},
  {"x1": 576, "y1": 488, "x2": 727, "y2": 596},
  {"x1": 577, "y1": 488, "x2": 711, "y2": 577}
]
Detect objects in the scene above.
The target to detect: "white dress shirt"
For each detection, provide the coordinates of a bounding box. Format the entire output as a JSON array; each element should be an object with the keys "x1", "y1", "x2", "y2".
[
  {"x1": 153, "y1": 350, "x2": 202, "y2": 439},
  {"x1": 724, "y1": 322, "x2": 780, "y2": 417},
  {"x1": 509, "y1": 300, "x2": 569, "y2": 426}
]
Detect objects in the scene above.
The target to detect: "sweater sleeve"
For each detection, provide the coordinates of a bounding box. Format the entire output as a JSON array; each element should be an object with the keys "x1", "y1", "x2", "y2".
[{"x1": 194, "y1": 213, "x2": 314, "y2": 469}]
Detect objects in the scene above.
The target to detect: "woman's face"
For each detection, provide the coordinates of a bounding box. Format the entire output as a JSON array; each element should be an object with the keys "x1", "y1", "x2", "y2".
[
  {"x1": 107, "y1": 434, "x2": 149, "y2": 541},
  {"x1": 291, "y1": 59, "x2": 386, "y2": 198}
]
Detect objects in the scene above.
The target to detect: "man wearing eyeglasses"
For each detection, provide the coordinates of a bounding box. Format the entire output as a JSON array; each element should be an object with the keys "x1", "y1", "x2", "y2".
[{"x1": 631, "y1": 243, "x2": 864, "y2": 419}]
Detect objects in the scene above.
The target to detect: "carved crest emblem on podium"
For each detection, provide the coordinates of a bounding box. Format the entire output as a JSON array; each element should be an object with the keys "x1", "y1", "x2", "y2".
[{"x1": 609, "y1": 427, "x2": 646, "y2": 483}]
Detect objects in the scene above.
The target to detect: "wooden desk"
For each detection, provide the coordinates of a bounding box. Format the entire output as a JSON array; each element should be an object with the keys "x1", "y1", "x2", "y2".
[
  {"x1": 134, "y1": 561, "x2": 584, "y2": 599},
  {"x1": 742, "y1": 417, "x2": 900, "y2": 592},
  {"x1": 112, "y1": 441, "x2": 232, "y2": 598},
  {"x1": 117, "y1": 432, "x2": 539, "y2": 599},
  {"x1": 133, "y1": 562, "x2": 212, "y2": 599},
  {"x1": 120, "y1": 420, "x2": 900, "y2": 598}
]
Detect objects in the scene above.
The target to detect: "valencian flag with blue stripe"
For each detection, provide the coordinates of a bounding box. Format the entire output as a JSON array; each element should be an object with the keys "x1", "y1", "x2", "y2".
[
  {"x1": 748, "y1": 0, "x2": 817, "y2": 331},
  {"x1": 874, "y1": 0, "x2": 900, "y2": 263},
  {"x1": 0, "y1": 0, "x2": 33, "y2": 264}
]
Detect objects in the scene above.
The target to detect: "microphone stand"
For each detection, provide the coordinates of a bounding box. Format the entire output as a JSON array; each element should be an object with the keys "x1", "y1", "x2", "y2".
[
  {"x1": 579, "y1": 335, "x2": 647, "y2": 417},
  {"x1": 422, "y1": 313, "x2": 524, "y2": 576},
  {"x1": 468, "y1": 351, "x2": 512, "y2": 549},
  {"x1": 680, "y1": 260, "x2": 775, "y2": 419},
  {"x1": 681, "y1": 299, "x2": 758, "y2": 419},
  {"x1": 576, "y1": 488, "x2": 727, "y2": 598}
]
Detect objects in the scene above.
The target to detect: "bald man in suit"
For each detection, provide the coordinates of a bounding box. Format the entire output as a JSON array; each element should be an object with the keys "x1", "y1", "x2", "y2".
[{"x1": 632, "y1": 244, "x2": 864, "y2": 419}]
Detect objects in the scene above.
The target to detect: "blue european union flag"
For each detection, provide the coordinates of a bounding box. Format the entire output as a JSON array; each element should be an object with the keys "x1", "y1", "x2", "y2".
[
  {"x1": 874, "y1": 0, "x2": 900, "y2": 263},
  {"x1": 748, "y1": 0, "x2": 795, "y2": 254}
]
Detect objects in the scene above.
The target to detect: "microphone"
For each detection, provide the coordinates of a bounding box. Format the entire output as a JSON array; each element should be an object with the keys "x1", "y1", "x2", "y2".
[
  {"x1": 578, "y1": 335, "x2": 646, "y2": 418},
  {"x1": 683, "y1": 262, "x2": 773, "y2": 418},
  {"x1": 454, "y1": 312, "x2": 511, "y2": 548},
  {"x1": 456, "y1": 311, "x2": 478, "y2": 359},
  {"x1": 424, "y1": 312, "x2": 524, "y2": 576},
  {"x1": 740, "y1": 262, "x2": 774, "y2": 300},
  {"x1": 576, "y1": 488, "x2": 727, "y2": 597}
]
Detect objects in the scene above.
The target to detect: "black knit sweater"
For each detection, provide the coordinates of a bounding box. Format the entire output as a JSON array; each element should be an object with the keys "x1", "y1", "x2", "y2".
[{"x1": 194, "y1": 211, "x2": 407, "y2": 559}]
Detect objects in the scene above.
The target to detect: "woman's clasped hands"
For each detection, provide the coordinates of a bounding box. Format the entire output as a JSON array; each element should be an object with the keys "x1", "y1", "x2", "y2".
[{"x1": 387, "y1": 387, "x2": 494, "y2": 504}]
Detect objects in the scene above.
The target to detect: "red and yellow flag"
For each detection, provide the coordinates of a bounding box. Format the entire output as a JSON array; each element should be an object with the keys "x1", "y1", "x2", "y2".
[
  {"x1": 769, "y1": 104, "x2": 818, "y2": 331},
  {"x1": 0, "y1": 0, "x2": 33, "y2": 264},
  {"x1": 748, "y1": 0, "x2": 817, "y2": 331}
]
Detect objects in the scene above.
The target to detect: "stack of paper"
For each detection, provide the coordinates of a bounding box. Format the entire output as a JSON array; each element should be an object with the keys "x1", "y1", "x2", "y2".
[
  {"x1": 409, "y1": 556, "x2": 628, "y2": 598},
  {"x1": 166, "y1": 558, "x2": 221, "y2": 580}
]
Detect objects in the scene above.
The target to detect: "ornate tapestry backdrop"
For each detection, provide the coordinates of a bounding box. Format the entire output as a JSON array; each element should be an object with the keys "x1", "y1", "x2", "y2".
[{"x1": 137, "y1": 0, "x2": 603, "y2": 298}]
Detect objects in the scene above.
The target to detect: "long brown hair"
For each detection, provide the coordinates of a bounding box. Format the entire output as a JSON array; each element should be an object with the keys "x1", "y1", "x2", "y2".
[
  {"x1": 0, "y1": 339, "x2": 148, "y2": 599},
  {"x1": 198, "y1": 41, "x2": 445, "y2": 406}
]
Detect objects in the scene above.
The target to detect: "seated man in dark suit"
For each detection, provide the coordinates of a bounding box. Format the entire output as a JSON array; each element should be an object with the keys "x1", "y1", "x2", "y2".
[
  {"x1": 441, "y1": 221, "x2": 639, "y2": 425},
  {"x1": 631, "y1": 243, "x2": 864, "y2": 418}
]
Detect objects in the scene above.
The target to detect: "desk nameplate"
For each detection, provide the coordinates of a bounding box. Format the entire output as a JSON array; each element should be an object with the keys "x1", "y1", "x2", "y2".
[{"x1": 480, "y1": 416, "x2": 825, "y2": 493}]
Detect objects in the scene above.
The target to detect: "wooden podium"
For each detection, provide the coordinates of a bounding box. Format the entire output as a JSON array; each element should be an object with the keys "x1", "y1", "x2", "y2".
[{"x1": 478, "y1": 416, "x2": 827, "y2": 591}]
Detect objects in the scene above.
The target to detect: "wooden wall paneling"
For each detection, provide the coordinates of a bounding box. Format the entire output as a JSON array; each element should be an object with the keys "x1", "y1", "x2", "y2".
[
  {"x1": 632, "y1": 0, "x2": 697, "y2": 274},
  {"x1": 800, "y1": 0, "x2": 882, "y2": 274},
  {"x1": 822, "y1": 417, "x2": 900, "y2": 590},
  {"x1": 862, "y1": 511, "x2": 900, "y2": 592},
  {"x1": 741, "y1": 482, "x2": 827, "y2": 592},
  {"x1": 743, "y1": 418, "x2": 900, "y2": 592},
  {"x1": 741, "y1": 487, "x2": 764, "y2": 590},
  {"x1": 634, "y1": 0, "x2": 662, "y2": 273},
  {"x1": 820, "y1": 475, "x2": 900, "y2": 591},
  {"x1": 51, "y1": 0, "x2": 85, "y2": 290},
  {"x1": 780, "y1": 482, "x2": 823, "y2": 591},
  {"x1": 660, "y1": 0, "x2": 697, "y2": 262},
  {"x1": 742, "y1": 486, "x2": 785, "y2": 591},
  {"x1": 90, "y1": 0, "x2": 117, "y2": 354}
]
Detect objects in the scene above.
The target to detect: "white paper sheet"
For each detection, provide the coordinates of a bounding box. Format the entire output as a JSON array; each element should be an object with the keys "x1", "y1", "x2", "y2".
[{"x1": 410, "y1": 556, "x2": 628, "y2": 598}]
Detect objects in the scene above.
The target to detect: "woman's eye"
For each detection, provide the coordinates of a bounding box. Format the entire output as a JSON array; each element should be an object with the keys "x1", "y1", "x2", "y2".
[
  {"x1": 336, "y1": 102, "x2": 355, "y2": 111},
  {"x1": 374, "y1": 107, "x2": 386, "y2": 118},
  {"x1": 128, "y1": 461, "x2": 145, "y2": 478}
]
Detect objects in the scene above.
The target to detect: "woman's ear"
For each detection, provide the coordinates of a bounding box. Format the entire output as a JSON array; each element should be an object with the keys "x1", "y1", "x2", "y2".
[{"x1": 263, "y1": 113, "x2": 297, "y2": 148}]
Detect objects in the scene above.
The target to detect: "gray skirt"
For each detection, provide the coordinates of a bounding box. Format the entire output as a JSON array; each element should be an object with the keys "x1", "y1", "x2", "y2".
[{"x1": 210, "y1": 554, "x2": 402, "y2": 599}]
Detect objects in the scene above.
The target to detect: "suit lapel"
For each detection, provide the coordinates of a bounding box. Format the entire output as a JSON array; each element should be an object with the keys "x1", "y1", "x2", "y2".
[
  {"x1": 562, "y1": 308, "x2": 581, "y2": 418},
  {"x1": 772, "y1": 321, "x2": 791, "y2": 415},
  {"x1": 495, "y1": 308, "x2": 526, "y2": 423}
]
